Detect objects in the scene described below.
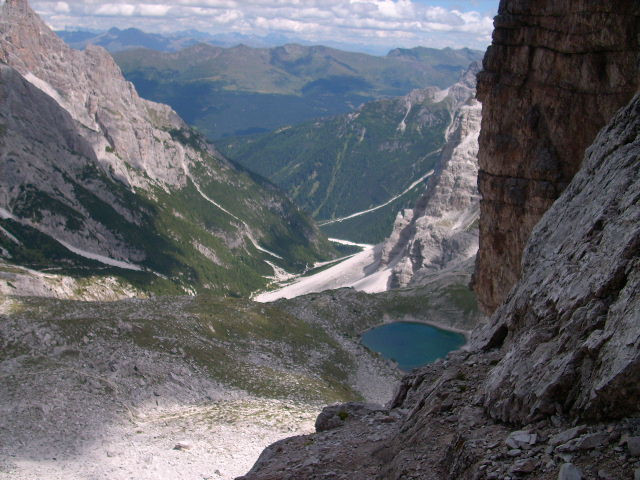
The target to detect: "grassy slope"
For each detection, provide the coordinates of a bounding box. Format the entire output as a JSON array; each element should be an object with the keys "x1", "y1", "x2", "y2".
[
  {"x1": 1, "y1": 293, "x2": 386, "y2": 403},
  {"x1": 0, "y1": 271, "x2": 479, "y2": 404}
]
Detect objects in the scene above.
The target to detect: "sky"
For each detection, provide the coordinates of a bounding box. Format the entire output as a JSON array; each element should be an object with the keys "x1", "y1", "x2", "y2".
[{"x1": 32, "y1": 0, "x2": 499, "y2": 52}]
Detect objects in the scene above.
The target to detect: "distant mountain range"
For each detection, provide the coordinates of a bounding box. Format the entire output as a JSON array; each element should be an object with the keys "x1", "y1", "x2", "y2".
[
  {"x1": 56, "y1": 27, "x2": 203, "y2": 53},
  {"x1": 56, "y1": 27, "x2": 294, "y2": 54},
  {"x1": 55, "y1": 26, "x2": 445, "y2": 56},
  {"x1": 113, "y1": 43, "x2": 483, "y2": 139},
  {"x1": 51, "y1": 24, "x2": 484, "y2": 248}
]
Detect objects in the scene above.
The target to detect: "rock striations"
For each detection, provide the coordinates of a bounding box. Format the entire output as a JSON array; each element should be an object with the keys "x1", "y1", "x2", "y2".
[
  {"x1": 0, "y1": 0, "x2": 331, "y2": 297},
  {"x1": 473, "y1": 0, "x2": 640, "y2": 313},
  {"x1": 238, "y1": 2, "x2": 640, "y2": 479},
  {"x1": 380, "y1": 63, "x2": 481, "y2": 288},
  {"x1": 475, "y1": 92, "x2": 640, "y2": 424}
]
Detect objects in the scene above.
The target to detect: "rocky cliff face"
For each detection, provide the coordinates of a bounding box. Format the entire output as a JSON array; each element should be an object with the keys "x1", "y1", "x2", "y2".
[
  {"x1": 474, "y1": 92, "x2": 640, "y2": 424},
  {"x1": 0, "y1": 0, "x2": 184, "y2": 187},
  {"x1": 0, "y1": 0, "x2": 331, "y2": 297},
  {"x1": 380, "y1": 64, "x2": 481, "y2": 288},
  {"x1": 474, "y1": 0, "x2": 640, "y2": 313}
]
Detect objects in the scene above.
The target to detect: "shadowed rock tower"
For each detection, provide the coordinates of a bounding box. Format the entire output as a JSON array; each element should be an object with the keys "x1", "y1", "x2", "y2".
[{"x1": 473, "y1": 0, "x2": 640, "y2": 313}]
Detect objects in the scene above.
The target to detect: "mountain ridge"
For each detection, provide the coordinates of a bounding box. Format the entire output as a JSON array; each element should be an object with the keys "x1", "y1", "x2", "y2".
[
  {"x1": 57, "y1": 26, "x2": 483, "y2": 57},
  {"x1": 114, "y1": 42, "x2": 483, "y2": 139}
]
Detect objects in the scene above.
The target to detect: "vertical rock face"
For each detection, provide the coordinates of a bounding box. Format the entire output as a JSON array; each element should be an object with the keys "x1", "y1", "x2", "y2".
[
  {"x1": 380, "y1": 64, "x2": 481, "y2": 288},
  {"x1": 237, "y1": 3, "x2": 640, "y2": 478},
  {"x1": 0, "y1": 0, "x2": 185, "y2": 186},
  {"x1": 473, "y1": 0, "x2": 640, "y2": 313},
  {"x1": 475, "y1": 92, "x2": 640, "y2": 423},
  {"x1": 238, "y1": 90, "x2": 640, "y2": 480}
]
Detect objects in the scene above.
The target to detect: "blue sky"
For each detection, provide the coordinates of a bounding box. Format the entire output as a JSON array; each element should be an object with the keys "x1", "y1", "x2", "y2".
[{"x1": 34, "y1": 1, "x2": 499, "y2": 52}]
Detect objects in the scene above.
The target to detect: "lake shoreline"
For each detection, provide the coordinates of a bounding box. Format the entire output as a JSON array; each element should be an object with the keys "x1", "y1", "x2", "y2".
[
  {"x1": 360, "y1": 320, "x2": 468, "y2": 372},
  {"x1": 360, "y1": 317, "x2": 472, "y2": 341}
]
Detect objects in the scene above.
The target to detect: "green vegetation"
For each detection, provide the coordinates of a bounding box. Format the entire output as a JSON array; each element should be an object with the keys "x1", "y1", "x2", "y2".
[
  {"x1": 114, "y1": 44, "x2": 482, "y2": 139},
  {"x1": 319, "y1": 188, "x2": 423, "y2": 243},
  {"x1": 217, "y1": 90, "x2": 452, "y2": 242},
  {"x1": 442, "y1": 284, "x2": 478, "y2": 316},
  {"x1": 1, "y1": 265, "x2": 480, "y2": 403},
  {"x1": 2, "y1": 294, "x2": 370, "y2": 403}
]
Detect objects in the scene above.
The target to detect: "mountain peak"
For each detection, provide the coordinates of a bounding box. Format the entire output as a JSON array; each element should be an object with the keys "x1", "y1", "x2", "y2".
[
  {"x1": 3, "y1": 0, "x2": 29, "y2": 9},
  {"x1": 0, "y1": 0, "x2": 330, "y2": 297},
  {"x1": 1, "y1": 0, "x2": 38, "y2": 21},
  {"x1": 0, "y1": 0, "x2": 62, "y2": 71}
]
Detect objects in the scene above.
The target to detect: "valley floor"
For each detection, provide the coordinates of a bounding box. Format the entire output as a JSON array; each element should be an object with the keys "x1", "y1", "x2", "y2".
[{"x1": 2, "y1": 396, "x2": 318, "y2": 480}]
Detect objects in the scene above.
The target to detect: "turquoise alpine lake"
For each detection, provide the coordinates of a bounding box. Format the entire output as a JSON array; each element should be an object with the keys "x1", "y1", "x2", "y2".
[{"x1": 360, "y1": 322, "x2": 466, "y2": 371}]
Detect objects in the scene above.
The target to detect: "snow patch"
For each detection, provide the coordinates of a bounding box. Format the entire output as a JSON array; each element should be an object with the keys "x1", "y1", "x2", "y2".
[
  {"x1": 254, "y1": 244, "x2": 391, "y2": 302},
  {"x1": 397, "y1": 100, "x2": 412, "y2": 133},
  {"x1": 263, "y1": 260, "x2": 295, "y2": 282},
  {"x1": 312, "y1": 253, "x2": 358, "y2": 269},
  {"x1": 0, "y1": 225, "x2": 21, "y2": 244},
  {"x1": 246, "y1": 233, "x2": 283, "y2": 259},
  {"x1": 191, "y1": 177, "x2": 240, "y2": 222},
  {"x1": 348, "y1": 266, "x2": 393, "y2": 293},
  {"x1": 0, "y1": 207, "x2": 16, "y2": 220},
  {"x1": 184, "y1": 163, "x2": 282, "y2": 259},
  {"x1": 1, "y1": 206, "x2": 143, "y2": 271},
  {"x1": 329, "y1": 238, "x2": 373, "y2": 249}
]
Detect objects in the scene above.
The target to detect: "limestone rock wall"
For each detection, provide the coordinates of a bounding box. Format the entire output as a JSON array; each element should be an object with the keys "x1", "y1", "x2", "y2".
[
  {"x1": 238, "y1": 87, "x2": 640, "y2": 480},
  {"x1": 474, "y1": 92, "x2": 640, "y2": 424},
  {"x1": 380, "y1": 64, "x2": 481, "y2": 288},
  {"x1": 0, "y1": 0, "x2": 189, "y2": 188},
  {"x1": 473, "y1": 0, "x2": 640, "y2": 313}
]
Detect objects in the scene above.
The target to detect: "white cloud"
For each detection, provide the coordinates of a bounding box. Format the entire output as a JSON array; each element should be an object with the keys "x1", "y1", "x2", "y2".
[
  {"x1": 139, "y1": 4, "x2": 171, "y2": 15},
  {"x1": 54, "y1": 1, "x2": 70, "y2": 13},
  {"x1": 33, "y1": 0, "x2": 497, "y2": 50},
  {"x1": 95, "y1": 3, "x2": 136, "y2": 16}
]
